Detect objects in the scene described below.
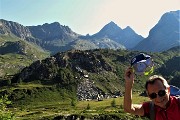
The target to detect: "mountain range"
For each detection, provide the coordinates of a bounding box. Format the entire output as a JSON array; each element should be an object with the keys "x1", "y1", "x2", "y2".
[{"x1": 0, "y1": 10, "x2": 179, "y2": 54}]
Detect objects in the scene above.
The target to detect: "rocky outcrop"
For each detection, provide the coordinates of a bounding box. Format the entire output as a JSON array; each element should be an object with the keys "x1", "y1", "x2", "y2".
[
  {"x1": 0, "y1": 41, "x2": 27, "y2": 55},
  {"x1": 12, "y1": 50, "x2": 119, "y2": 100},
  {"x1": 0, "y1": 19, "x2": 32, "y2": 39},
  {"x1": 15, "y1": 50, "x2": 113, "y2": 82},
  {"x1": 77, "y1": 78, "x2": 101, "y2": 101}
]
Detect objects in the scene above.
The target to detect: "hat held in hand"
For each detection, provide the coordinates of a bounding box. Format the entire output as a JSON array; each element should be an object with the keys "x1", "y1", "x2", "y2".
[{"x1": 131, "y1": 53, "x2": 154, "y2": 75}]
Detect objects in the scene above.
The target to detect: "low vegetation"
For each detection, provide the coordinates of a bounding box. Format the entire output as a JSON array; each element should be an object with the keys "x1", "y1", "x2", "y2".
[
  {"x1": 5, "y1": 94, "x2": 149, "y2": 120},
  {"x1": 0, "y1": 47, "x2": 179, "y2": 119}
]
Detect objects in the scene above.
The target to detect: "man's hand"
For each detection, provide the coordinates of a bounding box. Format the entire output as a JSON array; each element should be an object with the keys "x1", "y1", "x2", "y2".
[{"x1": 124, "y1": 67, "x2": 135, "y2": 84}]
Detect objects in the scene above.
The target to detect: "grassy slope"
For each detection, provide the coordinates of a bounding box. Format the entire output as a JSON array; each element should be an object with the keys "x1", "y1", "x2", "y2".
[
  {"x1": 0, "y1": 35, "x2": 50, "y2": 78},
  {"x1": 11, "y1": 93, "x2": 149, "y2": 120}
]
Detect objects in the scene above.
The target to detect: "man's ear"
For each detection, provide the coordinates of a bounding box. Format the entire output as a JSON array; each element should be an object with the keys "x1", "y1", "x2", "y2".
[
  {"x1": 167, "y1": 87, "x2": 170, "y2": 94},
  {"x1": 146, "y1": 90, "x2": 151, "y2": 99}
]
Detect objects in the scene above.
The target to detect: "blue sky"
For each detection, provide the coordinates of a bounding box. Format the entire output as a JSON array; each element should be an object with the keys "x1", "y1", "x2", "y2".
[{"x1": 0, "y1": 0, "x2": 180, "y2": 37}]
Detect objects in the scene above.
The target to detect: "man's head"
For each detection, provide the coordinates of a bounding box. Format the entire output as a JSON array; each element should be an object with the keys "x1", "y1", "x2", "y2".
[{"x1": 145, "y1": 75, "x2": 170, "y2": 108}]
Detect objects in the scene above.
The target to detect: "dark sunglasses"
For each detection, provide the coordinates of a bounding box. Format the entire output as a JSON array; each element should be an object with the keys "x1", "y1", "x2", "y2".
[{"x1": 148, "y1": 90, "x2": 166, "y2": 99}]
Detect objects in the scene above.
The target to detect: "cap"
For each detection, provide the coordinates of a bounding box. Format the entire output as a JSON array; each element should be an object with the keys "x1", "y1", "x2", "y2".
[
  {"x1": 131, "y1": 53, "x2": 151, "y2": 66},
  {"x1": 131, "y1": 53, "x2": 154, "y2": 75}
]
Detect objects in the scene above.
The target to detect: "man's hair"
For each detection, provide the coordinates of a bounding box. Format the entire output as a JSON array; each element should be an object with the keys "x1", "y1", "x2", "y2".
[{"x1": 145, "y1": 75, "x2": 170, "y2": 91}]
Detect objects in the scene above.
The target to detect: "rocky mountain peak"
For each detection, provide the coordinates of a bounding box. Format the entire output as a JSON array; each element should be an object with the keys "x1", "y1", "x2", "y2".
[
  {"x1": 123, "y1": 26, "x2": 137, "y2": 36},
  {"x1": 148, "y1": 10, "x2": 179, "y2": 38},
  {"x1": 103, "y1": 21, "x2": 122, "y2": 30},
  {"x1": 133, "y1": 10, "x2": 180, "y2": 52},
  {"x1": 28, "y1": 22, "x2": 78, "y2": 41},
  {"x1": 0, "y1": 19, "x2": 32, "y2": 39},
  {"x1": 123, "y1": 26, "x2": 133, "y2": 31},
  {"x1": 91, "y1": 21, "x2": 122, "y2": 39},
  {"x1": 16, "y1": 50, "x2": 113, "y2": 82},
  {"x1": 99, "y1": 21, "x2": 122, "y2": 35},
  {"x1": 158, "y1": 10, "x2": 179, "y2": 25}
]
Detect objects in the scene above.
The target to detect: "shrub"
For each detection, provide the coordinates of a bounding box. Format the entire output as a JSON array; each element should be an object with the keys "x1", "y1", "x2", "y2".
[
  {"x1": 0, "y1": 95, "x2": 14, "y2": 120},
  {"x1": 86, "y1": 103, "x2": 90, "y2": 110},
  {"x1": 111, "y1": 99, "x2": 116, "y2": 107},
  {"x1": 71, "y1": 99, "x2": 76, "y2": 107}
]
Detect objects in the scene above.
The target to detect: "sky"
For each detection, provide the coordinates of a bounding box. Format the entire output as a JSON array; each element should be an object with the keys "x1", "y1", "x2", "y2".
[{"x1": 0, "y1": 0, "x2": 180, "y2": 37}]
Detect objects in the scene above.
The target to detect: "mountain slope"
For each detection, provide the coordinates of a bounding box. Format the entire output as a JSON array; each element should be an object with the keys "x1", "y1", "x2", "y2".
[
  {"x1": 28, "y1": 22, "x2": 79, "y2": 41},
  {"x1": 133, "y1": 10, "x2": 180, "y2": 52},
  {"x1": 0, "y1": 19, "x2": 32, "y2": 39},
  {"x1": 86, "y1": 21, "x2": 144, "y2": 49},
  {"x1": 0, "y1": 34, "x2": 50, "y2": 78}
]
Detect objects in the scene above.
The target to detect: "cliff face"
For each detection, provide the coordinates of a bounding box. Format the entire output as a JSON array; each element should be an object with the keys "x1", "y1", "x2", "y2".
[
  {"x1": 133, "y1": 10, "x2": 180, "y2": 52},
  {"x1": 28, "y1": 22, "x2": 79, "y2": 41},
  {"x1": 0, "y1": 19, "x2": 32, "y2": 39}
]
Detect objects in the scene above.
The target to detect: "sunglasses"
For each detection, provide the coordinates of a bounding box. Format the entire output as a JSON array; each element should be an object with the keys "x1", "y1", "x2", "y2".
[{"x1": 148, "y1": 90, "x2": 166, "y2": 99}]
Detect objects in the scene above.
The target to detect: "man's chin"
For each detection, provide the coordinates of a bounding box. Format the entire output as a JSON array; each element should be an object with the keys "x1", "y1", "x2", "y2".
[
  {"x1": 155, "y1": 98, "x2": 168, "y2": 108},
  {"x1": 156, "y1": 98, "x2": 165, "y2": 103}
]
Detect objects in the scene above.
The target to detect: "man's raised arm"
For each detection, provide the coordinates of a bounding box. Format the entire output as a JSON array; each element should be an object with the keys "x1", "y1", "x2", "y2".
[{"x1": 123, "y1": 67, "x2": 144, "y2": 116}]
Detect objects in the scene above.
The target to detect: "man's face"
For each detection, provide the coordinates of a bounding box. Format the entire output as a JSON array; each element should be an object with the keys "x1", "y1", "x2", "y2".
[{"x1": 147, "y1": 80, "x2": 170, "y2": 108}]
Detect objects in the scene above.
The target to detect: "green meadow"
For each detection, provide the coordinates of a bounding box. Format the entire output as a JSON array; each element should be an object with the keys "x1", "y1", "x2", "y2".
[{"x1": 4, "y1": 93, "x2": 149, "y2": 120}]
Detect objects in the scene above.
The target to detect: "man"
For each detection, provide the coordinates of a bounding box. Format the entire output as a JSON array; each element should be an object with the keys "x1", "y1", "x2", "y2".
[{"x1": 123, "y1": 67, "x2": 180, "y2": 120}]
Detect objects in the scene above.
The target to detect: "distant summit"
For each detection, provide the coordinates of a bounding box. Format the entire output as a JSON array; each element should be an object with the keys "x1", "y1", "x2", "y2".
[
  {"x1": 88, "y1": 21, "x2": 144, "y2": 49},
  {"x1": 133, "y1": 10, "x2": 180, "y2": 52},
  {"x1": 28, "y1": 22, "x2": 79, "y2": 41},
  {"x1": 0, "y1": 19, "x2": 32, "y2": 39},
  {"x1": 91, "y1": 21, "x2": 123, "y2": 39}
]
